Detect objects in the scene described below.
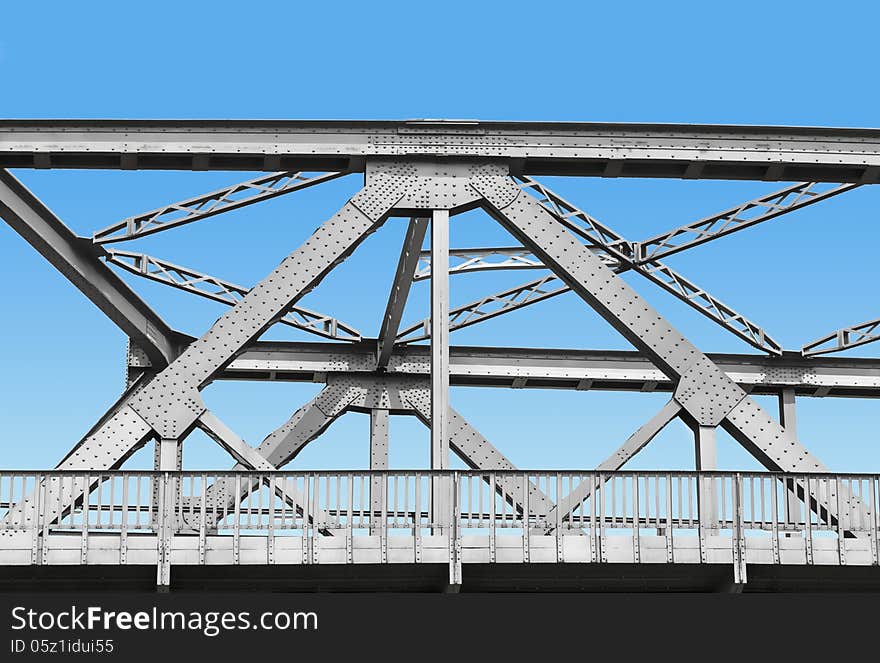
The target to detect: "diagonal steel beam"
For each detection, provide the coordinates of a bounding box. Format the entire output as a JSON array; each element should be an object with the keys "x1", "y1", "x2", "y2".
[
  {"x1": 92, "y1": 171, "x2": 345, "y2": 244},
  {"x1": 634, "y1": 182, "x2": 859, "y2": 264},
  {"x1": 403, "y1": 395, "x2": 553, "y2": 517},
  {"x1": 0, "y1": 169, "x2": 183, "y2": 367},
  {"x1": 548, "y1": 398, "x2": 682, "y2": 524},
  {"x1": 106, "y1": 250, "x2": 362, "y2": 342},
  {"x1": 376, "y1": 217, "x2": 428, "y2": 368},
  {"x1": 802, "y1": 316, "x2": 880, "y2": 357},
  {"x1": 5, "y1": 182, "x2": 401, "y2": 526},
  {"x1": 517, "y1": 176, "x2": 783, "y2": 355},
  {"x1": 406, "y1": 180, "x2": 802, "y2": 354},
  {"x1": 404, "y1": 255, "x2": 779, "y2": 355},
  {"x1": 474, "y1": 173, "x2": 868, "y2": 529},
  {"x1": 196, "y1": 387, "x2": 356, "y2": 518},
  {"x1": 196, "y1": 410, "x2": 276, "y2": 471}
]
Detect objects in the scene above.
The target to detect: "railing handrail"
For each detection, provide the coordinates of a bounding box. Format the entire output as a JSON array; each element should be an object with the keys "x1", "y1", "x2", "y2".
[{"x1": 0, "y1": 469, "x2": 878, "y2": 478}]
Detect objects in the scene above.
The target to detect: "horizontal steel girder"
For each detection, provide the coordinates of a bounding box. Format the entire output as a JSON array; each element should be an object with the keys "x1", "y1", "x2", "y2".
[
  {"x1": 216, "y1": 341, "x2": 880, "y2": 398},
  {"x1": 3, "y1": 119, "x2": 880, "y2": 181}
]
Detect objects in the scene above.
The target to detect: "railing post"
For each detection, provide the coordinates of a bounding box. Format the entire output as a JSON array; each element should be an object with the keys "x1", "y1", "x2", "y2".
[
  {"x1": 732, "y1": 473, "x2": 747, "y2": 586},
  {"x1": 80, "y1": 473, "x2": 89, "y2": 566},
  {"x1": 414, "y1": 473, "x2": 423, "y2": 564},
  {"x1": 446, "y1": 471, "x2": 462, "y2": 591},
  {"x1": 633, "y1": 474, "x2": 640, "y2": 564},
  {"x1": 120, "y1": 475, "x2": 129, "y2": 566},
  {"x1": 770, "y1": 476, "x2": 780, "y2": 564},
  {"x1": 198, "y1": 474, "x2": 206, "y2": 566},
  {"x1": 267, "y1": 474, "x2": 276, "y2": 565},
  {"x1": 804, "y1": 475, "x2": 814, "y2": 566},
  {"x1": 836, "y1": 476, "x2": 846, "y2": 566},
  {"x1": 233, "y1": 474, "x2": 242, "y2": 566},
  {"x1": 555, "y1": 473, "x2": 563, "y2": 563},
  {"x1": 698, "y1": 474, "x2": 708, "y2": 564},
  {"x1": 380, "y1": 472, "x2": 388, "y2": 564},
  {"x1": 156, "y1": 472, "x2": 172, "y2": 589},
  {"x1": 872, "y1": 476, "x2": 879, "y2": 566},
  {"x1": 488, "y1": 472, "x2": 496, "y2": 564},
  {"x1": 30, "y1": 475, "x2": 43, "y2": 566},
  {"x1": 522, "y1": 473, "x2": 530, "y2": 564},
  {"x1": 598, "y1": 473, "x2": 607, "y2": 563},
  {"x1": 346, "y1": 473, "x2": 354, "y2": 564},
  {"x1": 665, "y1": 473, "x2": 674, "y2": 564},
  {"x1": 41, "y1": 476, "x2": 54, "y2": 566}
]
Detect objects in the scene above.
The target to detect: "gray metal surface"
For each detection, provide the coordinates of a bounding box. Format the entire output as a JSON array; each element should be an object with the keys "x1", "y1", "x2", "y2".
[
  {"x1": 218, "y1": 342, "x2": 880, "y2": 397},
  {"x1": 93, "y1": 171, "x2": 345, "y2": 243},
  {"x1": 3, "y1": 119, "x2": 880, "y2": 182},
  {"x1": 2, "y1": 118, "x2": 879, "y2": 590},
  {"x1": 376, "y1": 218, "x2": 428, "y2": 368},
  {"x1": 802, "y1": 316, "x2": 880, "y2": 356}
]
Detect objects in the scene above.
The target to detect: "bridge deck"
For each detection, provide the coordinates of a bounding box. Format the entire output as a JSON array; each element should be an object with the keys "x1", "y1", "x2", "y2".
[{"x1": 1, "y1": 470, "x2": 878, "y2": 590}]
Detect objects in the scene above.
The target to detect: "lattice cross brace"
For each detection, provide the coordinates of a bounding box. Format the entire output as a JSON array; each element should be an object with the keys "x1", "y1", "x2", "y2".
[
  {"x1": 106, "y1": 250, "x2": 362, "y2": 342},
  {"x1": 93, "y1": 171, "x2": 345, "y2": 243}
]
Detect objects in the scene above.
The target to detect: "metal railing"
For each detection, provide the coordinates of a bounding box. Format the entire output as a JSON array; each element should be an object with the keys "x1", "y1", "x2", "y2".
[{"x1": 0, "y1": 470, "x2": 878, "y2": 578}]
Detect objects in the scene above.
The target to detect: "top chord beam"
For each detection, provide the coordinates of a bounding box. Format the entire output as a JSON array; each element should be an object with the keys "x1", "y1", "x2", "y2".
[{"x1": 2, "y1": 119, "x2": 880, "y2": 181}]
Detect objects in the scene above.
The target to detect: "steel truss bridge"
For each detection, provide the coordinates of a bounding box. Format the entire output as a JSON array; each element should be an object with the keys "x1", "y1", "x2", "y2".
[{"x1": 1, "y1": 119, "x2": 880, "y2": 592}]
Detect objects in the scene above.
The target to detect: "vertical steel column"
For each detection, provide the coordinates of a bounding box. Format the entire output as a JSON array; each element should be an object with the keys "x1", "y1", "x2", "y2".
[
  {"x1": 370, "y1": 408, "x2": 389, "y2": 533},
  {"x1": 695, "y1": 426, "x2": 717, "y2": 471},
  {"x1": 155, "y1": 438, "x2": 179, "y2": 588},
  {"x1": 779, "y1": 389, "x2": 801, "y2": 534},
  {"x1": 430, "y1": 209, "x2": 450, "y2": 469},
  {"x1": 695, "y1": 426, "x2": 718, "y2": 539},
  {"x1": 430, "y1": 209, "x2": 450, "y2": 532},
  {"x1": 152, "y1": 437, "x2": 182, "y2": 529}
]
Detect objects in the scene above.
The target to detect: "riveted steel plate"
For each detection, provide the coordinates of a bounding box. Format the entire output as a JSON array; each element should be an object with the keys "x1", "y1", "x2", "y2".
[
  {"x1": 674, "y1": 356, "x2": 747, "y2": 426},
  {"x1": 129, "y1": 384, "x2": 205, "y2": 439}
]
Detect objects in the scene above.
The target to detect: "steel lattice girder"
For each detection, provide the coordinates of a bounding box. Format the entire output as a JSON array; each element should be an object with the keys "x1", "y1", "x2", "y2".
[
  {"x1": 414, "y1": 182, "x2": 852, "y2": 279},
  {"x1": 413, "y1": 246, "x2": 551, "y2": 280},
  {"x1": 802, "y1": 316, "x2": 880, "y2": 357},
  {"x1": 3, "y1": 119, "x2": 880, "y2": 182},
  {"x1": 105, "y1": 249, "x2": 362, "y2": 342},
  {"x1": 92, "y1": 171, "x2": 345, "y2": 243},
  {"x1": 397, "y1": 274, "x2": 570, "y2": 342},
  {"x1": 632, "y1": 182, "x2": 859, "y2": 263}
]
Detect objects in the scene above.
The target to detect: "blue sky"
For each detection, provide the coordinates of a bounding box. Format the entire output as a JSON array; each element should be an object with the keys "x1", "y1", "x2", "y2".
[{"x1": 1, "y1": 1, "x2": 879, "y2": 474}]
